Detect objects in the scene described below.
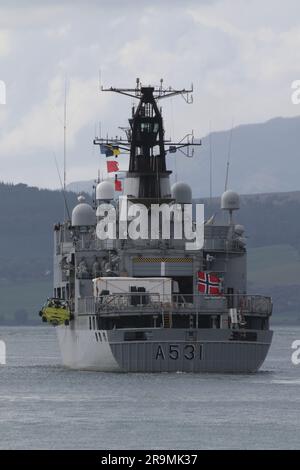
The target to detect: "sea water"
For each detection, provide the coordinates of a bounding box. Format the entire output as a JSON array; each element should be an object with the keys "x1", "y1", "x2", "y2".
[{"x1": 0, "y1": 325, "x2": 299, "y2": 450}]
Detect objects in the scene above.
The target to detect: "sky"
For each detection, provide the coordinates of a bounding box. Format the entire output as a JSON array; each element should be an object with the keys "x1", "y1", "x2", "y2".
[{"x1": 0, "y1": 0, "x2": 300, "y2": 189}]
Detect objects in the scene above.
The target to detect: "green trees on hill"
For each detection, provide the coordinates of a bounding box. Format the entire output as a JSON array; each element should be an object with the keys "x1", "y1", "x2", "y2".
[
  {"x1": 198, "y1": 191, "x2": 300, "y2": 251},
  {"x1": 0, "y1": 182, "x2": 84, "y2": 282}
]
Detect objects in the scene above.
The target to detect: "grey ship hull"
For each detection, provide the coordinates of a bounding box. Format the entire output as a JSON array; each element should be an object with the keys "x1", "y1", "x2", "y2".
[{"x1": 57, "y1": 326, "x2": 273, "y2": 373}]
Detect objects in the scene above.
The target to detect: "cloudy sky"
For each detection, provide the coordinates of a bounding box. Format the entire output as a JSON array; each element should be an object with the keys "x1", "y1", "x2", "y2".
[{"x1": 0, "y1": 0, "x2": 300, "y2": 189}]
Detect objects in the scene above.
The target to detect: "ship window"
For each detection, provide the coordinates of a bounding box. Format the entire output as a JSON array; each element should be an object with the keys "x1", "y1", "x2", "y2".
[
  {"x1": 197, "y1": 315, "x2": 211, "y2": 328},
  {"x1": 230, "y1": 331, "x2": 257, "y2": 342},
  {"x1": 226, "y1": 288, "x2": 235, "y2": 308},
  {"x1": 245, "y1": 316, "x2": 265, "y2": 330},
  {"x1": 140, "y1": 121, "x2": 159, "y2": 135},
  {"x1": 141, "y1": 122, "x2": 152, "y2": 133},
  {"x1": 124, "y1": 331, "x2": 147, "y2": 341}
]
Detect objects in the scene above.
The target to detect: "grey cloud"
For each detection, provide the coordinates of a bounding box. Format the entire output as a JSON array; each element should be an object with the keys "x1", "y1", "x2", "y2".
[{"x1": 0, "y1": 0, "x2": 300, "y2": 189}]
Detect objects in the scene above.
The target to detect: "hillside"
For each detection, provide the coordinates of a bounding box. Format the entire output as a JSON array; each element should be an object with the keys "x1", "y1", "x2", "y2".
[
  {"x1": 0, "y1": 183, "x2": 83, "y2": 324},
  {"x1": 196, "y1": 190, "x2": 300, "y2": 250},
  {"x1": 0, "y1": 183, "x2": 81, "y2": 281},
  {"x1": 181, "y1": 116, "x2": 300, "y2": 197}
]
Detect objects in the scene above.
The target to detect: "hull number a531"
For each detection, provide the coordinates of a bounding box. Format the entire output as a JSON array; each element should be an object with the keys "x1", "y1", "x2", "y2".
[{"x1": 155, "y1": 344, "x2": 203, "y2": 360}]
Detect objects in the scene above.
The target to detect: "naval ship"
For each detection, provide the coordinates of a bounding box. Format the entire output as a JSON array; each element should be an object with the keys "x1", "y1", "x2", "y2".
[{"x1": 40, "y1": 79, "x2": 273, "y2": 372}]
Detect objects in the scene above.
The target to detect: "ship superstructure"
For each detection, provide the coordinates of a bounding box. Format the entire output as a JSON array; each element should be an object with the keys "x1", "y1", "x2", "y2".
[{"x1": 46, "y1": 80, "x2": 273, "y2": 372}]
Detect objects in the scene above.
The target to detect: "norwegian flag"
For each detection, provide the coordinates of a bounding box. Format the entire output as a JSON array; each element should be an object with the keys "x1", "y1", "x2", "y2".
[{"x1": 197, "y1": 271, "x2": 221, "y2": 295}]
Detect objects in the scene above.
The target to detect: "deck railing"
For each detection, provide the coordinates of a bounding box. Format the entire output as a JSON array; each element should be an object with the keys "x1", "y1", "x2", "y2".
[{"x1": 77, "y1": 293, "x2": 272, "y2": 316}]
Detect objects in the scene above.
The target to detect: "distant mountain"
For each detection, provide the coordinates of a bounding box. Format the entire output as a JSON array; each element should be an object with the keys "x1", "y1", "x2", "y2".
[
  {"x1": 0, "y1": 182, "x2": 91, "y2": 324},
  {"x1": 189, "y1": 116, "x2": 300, "y2": 197},
  {"x1": 0, "y1": 182, "x2": 89, "y2": 282},
  {"x1": 67, "y1": 116, "x2": 300, "y2": 197},
  {"x1": 67, "y1": 180, "x2": 95, "y2": 194}
]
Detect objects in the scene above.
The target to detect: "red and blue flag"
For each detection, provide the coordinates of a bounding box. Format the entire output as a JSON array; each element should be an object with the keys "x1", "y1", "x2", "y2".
[{"x1": 197, "y1": 272, "x2": 221, "y2": 295}]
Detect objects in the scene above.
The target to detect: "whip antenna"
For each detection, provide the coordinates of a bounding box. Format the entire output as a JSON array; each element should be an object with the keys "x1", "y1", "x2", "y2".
[
  {"x1": 224, "y1": 118, "x2": 234, "y2": 191},
  {"x1": 54, "y1": 153, "x2": 71, "y2": 221}
]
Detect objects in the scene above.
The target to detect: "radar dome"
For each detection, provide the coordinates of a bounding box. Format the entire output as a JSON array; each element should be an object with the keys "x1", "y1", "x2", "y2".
[
  {"x1": 171, "y1": 182, "x2": 192, "y2": 204},
  {"x1": 96, "y1": 180, "x2": 114, "y2": 200},
  {"x1": 72, "y1": 196, "x2": 96, "y2": 226},
  {"x1": 221, "y1": 190, "x2": 240, "y2": 211}
]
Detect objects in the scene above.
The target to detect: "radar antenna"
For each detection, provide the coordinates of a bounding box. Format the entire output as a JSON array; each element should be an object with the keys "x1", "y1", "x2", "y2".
[
  {"x1": 100, "y1": 77, "x2": 194, "y2": 103},
  {"x1": 94, "y1": 79, "x2": 201, "y2": 157}
]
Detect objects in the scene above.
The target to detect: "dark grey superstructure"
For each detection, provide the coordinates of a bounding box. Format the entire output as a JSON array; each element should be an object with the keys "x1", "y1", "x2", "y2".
[{"x1": 51, "y1": 81, "x2": 273, "y2": 372}]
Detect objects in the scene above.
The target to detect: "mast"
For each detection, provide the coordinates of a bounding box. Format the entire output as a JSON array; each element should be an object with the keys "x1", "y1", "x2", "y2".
[
  {"x1": 209, "y1": 122, "x2": 213, "y2": 206},
  {"x1": 224, "y1": 119, "x2": 234, "y2": 192},
  {"x1": 63, "y1": 80, "x2": 67, "y2": 219},
  {"x1": 127, "y1": 85, "x2": 169, "y2": 200},
  {"x1": 94, "y1": 79, "x2": 201, "y2": 203}
]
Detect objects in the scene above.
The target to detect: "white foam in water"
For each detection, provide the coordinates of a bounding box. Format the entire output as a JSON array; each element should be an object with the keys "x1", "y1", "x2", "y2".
[{"x1": 271, "y1": 379, "x2": 300, "y2": 385}]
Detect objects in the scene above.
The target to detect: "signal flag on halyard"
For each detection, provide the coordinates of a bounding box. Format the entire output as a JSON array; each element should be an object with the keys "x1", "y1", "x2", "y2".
[
  {"x1": 197, "y1": 272, "x2": 221, "y2": 295},
  {"x1": 100, "y1": 143, "x2": 120, "y2": 157},
  {"x1": 114, "y1": 175, "x2": 122, "y2": 191},
  {"x1": 106, "y1": 160, "x2": 119, "y2": 173}
]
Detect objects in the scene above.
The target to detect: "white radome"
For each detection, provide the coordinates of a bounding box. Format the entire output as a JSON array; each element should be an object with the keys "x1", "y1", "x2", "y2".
[
  {"x1": 221, "y1": 190, "x2": 240, "y2": 211},
  {"x1": 96, "y1": 180, "x2": 114, "y2": 201},
  {"x1": 171, "y1": 182, "x2": 192, "y2": 204},
  {"x1": 72, "y1": 196, "x2": 96, "y2": 226}
]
